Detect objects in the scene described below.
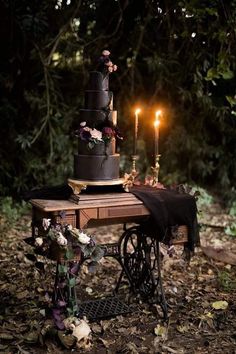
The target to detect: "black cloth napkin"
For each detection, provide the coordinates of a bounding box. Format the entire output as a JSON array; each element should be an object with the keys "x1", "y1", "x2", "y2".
[{"x1": 130, "y1": 185, "x2": 199, "y2": 252}]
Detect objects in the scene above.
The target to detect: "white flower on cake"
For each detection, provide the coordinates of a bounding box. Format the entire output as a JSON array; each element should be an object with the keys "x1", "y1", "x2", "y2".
[{"x1": 90, "y1": 128, "x2": 102, "y2": 141}]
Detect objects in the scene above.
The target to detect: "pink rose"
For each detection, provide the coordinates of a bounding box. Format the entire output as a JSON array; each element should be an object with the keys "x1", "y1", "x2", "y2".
[{"x1": 102, "y1": 50, "x2": 110, "y2": 56}]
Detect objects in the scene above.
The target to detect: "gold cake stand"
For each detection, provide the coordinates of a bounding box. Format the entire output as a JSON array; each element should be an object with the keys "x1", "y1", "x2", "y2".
[{"x1": 68, "y1": 178, "x2": 125, "y2": 195}]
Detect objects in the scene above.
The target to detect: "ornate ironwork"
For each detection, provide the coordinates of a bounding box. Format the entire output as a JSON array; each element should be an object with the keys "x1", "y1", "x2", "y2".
[{"x1": 116, "y1": 225, "x2": 168, "y2": 319}]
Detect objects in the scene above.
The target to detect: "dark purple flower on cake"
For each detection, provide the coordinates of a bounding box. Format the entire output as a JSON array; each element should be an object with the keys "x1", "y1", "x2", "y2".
[
  {"x1": 79, "y1": 127, "x2": 91, "y2": 141},
  {"x1": 102, "y1": 127, "x2": 114, "y2": 138}
]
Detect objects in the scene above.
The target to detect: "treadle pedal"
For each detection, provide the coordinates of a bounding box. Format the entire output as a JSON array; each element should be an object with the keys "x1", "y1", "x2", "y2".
[{"x1": 76, "y1": 297, "x2": 132, "y2": 320}]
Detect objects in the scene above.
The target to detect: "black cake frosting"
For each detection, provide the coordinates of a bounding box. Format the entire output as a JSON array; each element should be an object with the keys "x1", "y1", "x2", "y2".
[{"x1": 74, "y1": 65, "x2": 120, "y2": 181}]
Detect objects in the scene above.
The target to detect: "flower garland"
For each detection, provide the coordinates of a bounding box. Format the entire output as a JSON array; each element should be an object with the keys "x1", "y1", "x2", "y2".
[
  {"x1": 77, "y1": 121, "x2": 118, "y2": 149},
  {"x1": 34, "y1": 218, "x2": 104, "y2": 328},
  {"x1": 35, "y1": 218, "x2": 104, "y2": 263}
]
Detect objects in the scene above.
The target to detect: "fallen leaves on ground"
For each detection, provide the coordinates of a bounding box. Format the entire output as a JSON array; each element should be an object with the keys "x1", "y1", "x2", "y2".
[{"x1": 0, "y1": 203, "x2": 236, "y2": 353}]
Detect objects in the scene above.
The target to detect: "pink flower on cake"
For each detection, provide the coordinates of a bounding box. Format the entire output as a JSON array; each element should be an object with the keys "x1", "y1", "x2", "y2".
[
  {"x1": 98, "y1": 50, "x2": 118, "y2": 76},
  {"x1": 102, "y1": 50, "x2": 110, "y2": 56}
]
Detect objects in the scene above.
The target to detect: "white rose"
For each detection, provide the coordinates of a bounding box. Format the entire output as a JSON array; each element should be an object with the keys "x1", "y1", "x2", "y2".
[
  {"x1": 42, "y1": 218, "x2": 51, "y2": 230},
  {"x1": 57, "y1": 232, "x2": 68, "y2": 246},
  {"x1": 90, "y1": 128, "x2": 102, "y2": 141},
  {"x1": 35, "y1": 237, "x2": 43, "y2": 247},
  {"x1": 78, "y1": 232, "x2": 91, "y2": 245},
  {"x1": 80, "y1": 121, "x2": 86, "y2": 127}
]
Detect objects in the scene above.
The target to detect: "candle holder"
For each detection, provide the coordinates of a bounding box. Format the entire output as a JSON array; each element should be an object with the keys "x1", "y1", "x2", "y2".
[
  {"x1": 151, "y1": 154, "x2": 161, "y2": 186},
  {"x1": 131, "y1": 154, "x2": 138, "y2": 173}
]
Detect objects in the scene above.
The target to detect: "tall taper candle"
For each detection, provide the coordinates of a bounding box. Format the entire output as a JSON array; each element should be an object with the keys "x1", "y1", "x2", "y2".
[
  {"x1": 133, "y1": 108, "x2": 141, "y2": 155},
  {"x1": 154, "y1": 110, "x2": 161, "y2": 157}
]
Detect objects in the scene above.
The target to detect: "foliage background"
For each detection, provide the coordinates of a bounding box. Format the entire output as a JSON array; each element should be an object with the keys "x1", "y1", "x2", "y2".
[{"x1": 0, "y1": 0, "x2": 235, "y2": 203}]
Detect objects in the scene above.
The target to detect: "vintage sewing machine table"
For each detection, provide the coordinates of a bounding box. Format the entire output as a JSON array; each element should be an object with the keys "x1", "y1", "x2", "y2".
[{"x1": 30, "y1": 192, "x2": 188, "y2": 321}]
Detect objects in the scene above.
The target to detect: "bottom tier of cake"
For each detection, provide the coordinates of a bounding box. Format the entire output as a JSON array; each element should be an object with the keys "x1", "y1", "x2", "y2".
[{"x1": 74, "y1": 154, "x2": 120, "y2": 180}]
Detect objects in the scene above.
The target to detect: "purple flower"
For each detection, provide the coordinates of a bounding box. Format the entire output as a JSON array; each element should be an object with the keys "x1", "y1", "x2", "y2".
[{"x1": 79, "y1": 127, "x2": 91, "y2": 141}]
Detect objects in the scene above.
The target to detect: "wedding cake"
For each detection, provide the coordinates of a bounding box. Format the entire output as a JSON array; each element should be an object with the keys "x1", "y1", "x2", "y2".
[{"x1": 73, "y1": 50, "x2": 121, "y2": 181}]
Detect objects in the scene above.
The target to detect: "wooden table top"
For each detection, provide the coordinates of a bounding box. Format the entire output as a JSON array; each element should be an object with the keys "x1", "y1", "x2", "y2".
[{"x1": 30, "y1": 192, "x2": 148, "y2": 212}]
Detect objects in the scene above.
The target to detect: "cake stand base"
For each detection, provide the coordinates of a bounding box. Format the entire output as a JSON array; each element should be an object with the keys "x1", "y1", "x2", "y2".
[{"x1": 68, "y1": 178, "x2": 125, "y2": 195}]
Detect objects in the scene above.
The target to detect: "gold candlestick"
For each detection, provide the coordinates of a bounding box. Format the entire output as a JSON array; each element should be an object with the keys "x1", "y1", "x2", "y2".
[
  {"x1": 131, "y1": 154, "x2": 138, "y2": 173},
  {"x1": 151, "y1": 154, "x2": 161, "y2": 185}
]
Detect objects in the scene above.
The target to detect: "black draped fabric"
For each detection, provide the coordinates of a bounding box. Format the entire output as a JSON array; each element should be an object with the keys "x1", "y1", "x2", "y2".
[
  {"x1": 130, "y1": 185, "x2": 199, "y2": 252},
  {"x1": 22, "y1": 184, "x2": 73, "y2": 201}
]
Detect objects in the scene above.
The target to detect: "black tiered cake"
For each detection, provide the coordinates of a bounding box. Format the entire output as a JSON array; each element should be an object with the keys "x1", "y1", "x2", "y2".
[{"x1": 74, "y1": 51, "x2": 120, "y2": 181}]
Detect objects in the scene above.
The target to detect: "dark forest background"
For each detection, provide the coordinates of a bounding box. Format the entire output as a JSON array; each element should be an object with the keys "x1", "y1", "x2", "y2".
[{"x1": 0, "y1": 0, "x2": 235, "y2": 204}]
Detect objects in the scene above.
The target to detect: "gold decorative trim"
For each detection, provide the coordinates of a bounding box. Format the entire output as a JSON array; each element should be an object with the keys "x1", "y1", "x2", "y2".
[{"x1": 68, "y1": 178, "x2": 125, "y2": 195}]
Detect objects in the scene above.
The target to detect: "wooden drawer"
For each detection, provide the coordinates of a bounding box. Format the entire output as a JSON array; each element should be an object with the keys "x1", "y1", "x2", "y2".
[{"x1": 99, "y1": 205, "x2": 149, "y2": 219}]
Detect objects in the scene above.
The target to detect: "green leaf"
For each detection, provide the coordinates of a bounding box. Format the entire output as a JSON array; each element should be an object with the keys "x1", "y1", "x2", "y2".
[
  {"x1": 226, "y1": 95, "x2": 236, "y2": 107},
  {"x1": 212, "y1": 300, "x2": 228, "y2": 310},
  {"x1": 90, "y1": 246, "x2": 105, "y2": 262},
  {"x1": 58, "y1": 264, "x2": 68, "y2": 274},
  {"x1": 68, "y1": 277, "x2": 76, "y2": 287},
  {"x1": 65, "y1": 249, "x2": 74, "y2": 260},
  {"x1": 222, "y1": 70, "x2": 234, "y2": 80}
]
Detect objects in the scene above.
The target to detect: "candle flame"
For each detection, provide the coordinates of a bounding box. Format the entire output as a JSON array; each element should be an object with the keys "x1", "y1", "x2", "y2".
[
  {"x1": 155, "y1": 110, "x2": 162, "y2": 118},
  {"x1": 154, "y1": 120, "x2": 160, "y2": 127},
  {"x1": 135, "y1": 108, "x2": 141, "y2": 115}
]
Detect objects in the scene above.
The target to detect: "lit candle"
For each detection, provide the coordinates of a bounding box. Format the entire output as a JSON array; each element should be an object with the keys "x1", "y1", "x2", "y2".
[
  {"x1": 133, "y1": 108, "x2": 141, "y2": 155},
  {"x1": 154, "y1": 110, "x2": 161, "y2": 157}
]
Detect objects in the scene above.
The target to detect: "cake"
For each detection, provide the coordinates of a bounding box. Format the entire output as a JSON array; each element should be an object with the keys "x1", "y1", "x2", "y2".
[{"x1": 74, "y1": 50, "x2": 121, "y2": 181}]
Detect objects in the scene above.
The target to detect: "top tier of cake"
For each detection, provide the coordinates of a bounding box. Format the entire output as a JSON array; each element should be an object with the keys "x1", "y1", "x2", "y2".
[{"x1": 78, "y1": 71, "x2": 116, "y2": 128}]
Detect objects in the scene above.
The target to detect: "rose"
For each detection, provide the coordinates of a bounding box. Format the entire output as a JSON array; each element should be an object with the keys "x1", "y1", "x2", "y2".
[
  {"x1": 102, "y1": 50, "x2": 110, "y2": 56},
  {"x1": 56, "y1": 232, "x2": 68, "y2": 246},
  {"x1": 42, "y1": 218, "x2": 51, "y2": 230},
  {"x1": 80, "y1": 121, "x2": 86, "y2": 127},
  {"x1": 77, "y1": 231, "x2": 91, "y2": 244},
  {"x1": 102, "y1": 127, "x2": 114, "y2": 138},
  {"x1": 90, "y1": 128, "x2": 103, "y2": 141},
  {"x1": 35, "y1": 237, "x2": 43, "y2": 247}
]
